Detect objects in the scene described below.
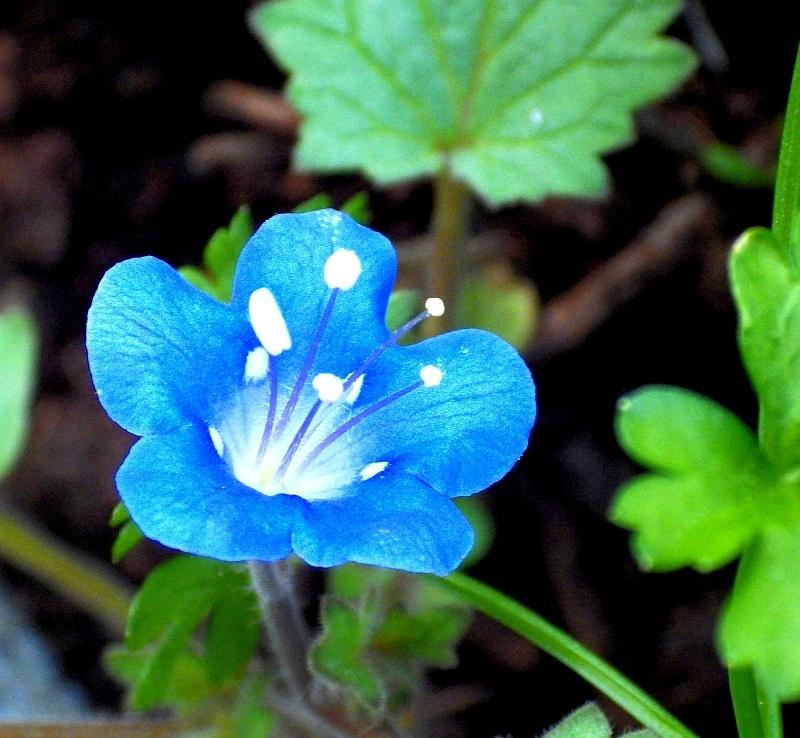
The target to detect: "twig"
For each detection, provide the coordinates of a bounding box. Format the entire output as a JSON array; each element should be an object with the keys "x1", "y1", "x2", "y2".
[
  {"x1": 204, "y1": 80, "x2": 300, "y2": 136},
  {"x1": 528, "y1": 193, "x2": 716, "y2": 362}
]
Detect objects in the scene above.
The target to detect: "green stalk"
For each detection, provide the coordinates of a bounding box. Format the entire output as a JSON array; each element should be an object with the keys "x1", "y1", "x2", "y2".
[
  {"x1": 429, "y1": 572, "x2": 698, "y2": 738},
  {"x1": 0, "y1": 505, "x2": 132, "y2": 635},
  {"x1": 729, "y1": 667, "x2": 783, "y2": 738},
  {"x1": 773, "y1": 43, "x2": 800, "y2": 268},
  {"x1": 426, "y1": 165, "x2": 472, "y2": 336}
]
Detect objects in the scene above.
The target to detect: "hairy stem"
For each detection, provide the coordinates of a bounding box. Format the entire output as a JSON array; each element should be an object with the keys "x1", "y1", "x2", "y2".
[
  {"x1": 425, "y1": 164, "x2": 472, "y2": 336},
  {"x1": 248, "y1": 560, "x2": 312, "y2": 702},
  {"x1": 0, "y1": 505, "x2": 132, "y2": 635}
]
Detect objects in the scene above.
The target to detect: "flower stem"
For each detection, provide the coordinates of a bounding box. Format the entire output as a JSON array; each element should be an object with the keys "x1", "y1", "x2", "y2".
[
  {"x1": 428, "y1": 572, "x2": 699, "y2": 738},
  {"x1": 425, "y1": 164, "x2": 471, "y2": 336},
  {"x1": 248, "y1": 560, "x2": 312, "y2": 702},
  {"x1": 0, "y1": 504, "x2": 132, "y2": 635},
  {"x1": 729, "y1": 667, "x2": 783, "y2": 738}
]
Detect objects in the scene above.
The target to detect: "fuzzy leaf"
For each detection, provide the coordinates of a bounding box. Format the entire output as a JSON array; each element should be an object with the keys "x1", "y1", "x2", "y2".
[
  {"x1": 542, "y1": 703, "x2": 611, "y2": 738},
  {"x1": 720, "y1": 527, "x2": 800, "y2": 702},
  {"x1": 612, "y1": 386, "x2": 778, "y2": 572},
  {"x1": 730, "y1": 227, "x2": 800, "y2": 471},
  {"x1": 310, "y1": 597, "x2": 384, "y2": 707},
  {"x1": 0, "y1": 310, "x2": 37, "y2": 479},
  {"x1": 251, "y1": 0, "x2": 694, "y2": 205},
  {"x1": 374, "y1": 607, "x2": 469, "y2": 667}
]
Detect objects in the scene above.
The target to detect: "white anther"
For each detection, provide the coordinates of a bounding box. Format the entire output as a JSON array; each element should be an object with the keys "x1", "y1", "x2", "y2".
[
  {"x1": 209, "y1": 426, "x2": 225, "y2": 457},
  {"x1": 249, "y1": 288, "x2": 291, "y2": 356},
  {"x1": 420, "y1": 365, "x2": 443, "y2": 387},
  {"x1": 346, "y1": 373, "x2": 365, "y2": 404},
  {"x1": 244, "y1": 346, "x2": 269, "y2": 383},
  {"x1": 360, "y1": 461, "x2": 389, "y2": 481},
  {"x1": 312, "y1": 373, "x2": 345, "y2": 403},
  {"x1": 324, "y1": 248, "x2": 362, "y2": 290},
  {"x1": 424, "y1": 297, "x2": 445, "y2": 317}
]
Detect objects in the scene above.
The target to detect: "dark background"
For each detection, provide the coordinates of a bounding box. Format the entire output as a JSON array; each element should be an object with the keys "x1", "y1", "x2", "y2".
[{"x1": 1, "y1": 1, "x2": 798, "y2": 735}]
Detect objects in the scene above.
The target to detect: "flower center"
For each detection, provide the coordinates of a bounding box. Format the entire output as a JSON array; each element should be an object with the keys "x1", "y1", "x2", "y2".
[{"x1": 209, "y1": 248, "x2": 445, "y2": 502}]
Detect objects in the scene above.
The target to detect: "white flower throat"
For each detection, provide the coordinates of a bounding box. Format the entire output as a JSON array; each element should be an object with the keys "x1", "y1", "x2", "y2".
[{"x1": 208, "y1": 247, "x2": 445, "y2": 502}]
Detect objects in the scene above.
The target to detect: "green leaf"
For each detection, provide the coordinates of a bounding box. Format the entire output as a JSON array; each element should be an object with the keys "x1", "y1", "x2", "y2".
[
  {"x1": 125, "y1": 556, "x2": 260, "y2": 709},
  {"x1": 293, "y1": 193, "x2": 334, "y2": 212},
  {"x1": 310, "y1": 597, "x2": 384, "y2": 707},
  {"x1": 180, "y1": 207, "x2": 254, "y2": 303},
  {"x1": 455, "y1": 496, "x2": 494, "y2": 567},
  {"x1": 112, "y1": 520, "x2": 144, "y2": 563},
  {"x1": 612, "y1": 386, "x2": 775, "y2": 572},
  {"x1": 542, "y1": 703, "x2": 611, "y2": 738},
  {"x1": 341, "y1": 191, "x2": 371, "y2": 224},
  {"x1": 720, "y1": 527, "x2": 800, "y2": 702},
  {"x1": 457, "y1": 263, "x2": 539, "y2": 349},
  {"x1": 702, "y1": 142, "x2": 775, "y2": 189},
  {"x1": 730, "y1": 227, "x2": 800, "y2": 470},
  {"x1": 385, "y1": 289, "x2": 419, "y2": 332},
  {"x1": 374, "y1": 606, "x2": 469, "y2": 668},
  {"x1": 109, "y1": 502, "x2": 131, "y2": 528},
  {"x1": 105, "y1": 644, "x2": 214, "y2": 715},
  {"x1": 0, "y1": 310, "x2": 37, "y2": 480},
  {"x1": 251, "y1": 0, "x2": 694, "y2": 206}
]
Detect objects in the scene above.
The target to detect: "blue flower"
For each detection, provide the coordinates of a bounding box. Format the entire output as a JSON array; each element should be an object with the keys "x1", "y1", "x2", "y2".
[{"x1": 86, "y1": 210, "x2": 535, "y2": 575}]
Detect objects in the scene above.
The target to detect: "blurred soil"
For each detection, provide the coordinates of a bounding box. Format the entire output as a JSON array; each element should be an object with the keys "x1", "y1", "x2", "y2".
[{"x1": 0, "y1": 0, "x2": 799, "y2": 735}]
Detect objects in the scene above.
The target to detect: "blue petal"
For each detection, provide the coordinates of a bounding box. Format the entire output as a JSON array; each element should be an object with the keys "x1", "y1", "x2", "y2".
[
  {"x1": 340, "y1": 329, "x2": 535, "y2": 497},
  {"x1": 230, "y1": 210, "x2": 396, "y2": 379},
  {"x1": 87, "y1": 257, "x2": 253, "y2": 436},
  {"x1": 291, "y1": 470, "x2": 474, "y2": 575},
  {"x1": 117, "y1": 425, "x2": 303, "y2": 561}
]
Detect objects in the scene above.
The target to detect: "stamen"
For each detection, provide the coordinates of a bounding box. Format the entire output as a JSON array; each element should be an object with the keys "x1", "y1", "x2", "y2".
[
  {"x1": 271, "y1": 288, "x2": 339, "y2": 442},
  {"x1": 255, "y1": 365, "x2": 279, "y2": 463},
  {"x1": 244, "y1": 347, "x2": 269, "y2": 383},
  {"x1": 420, "y1": 365, "x2": 443, "y2": 387},
  {"x1": 275, "y1": 399, "x2": 323, "y2": 483},
  {"x1": 324, "y1": 248, "x2": 362, "y2": 290},
  {"x1": 312, "y1": 373, "x2": 345, "y2": 403},
  {"x1": 209, "y1": 426, "x2": 224, "y2": 457},
  {"x1": 340, "y1": 296, "x2": 446, "y2": 396},
  {"x1": 360, "y1": 461, "x2": 388, "y2": 480},
  {"x1": 248, "y1": 288, "x2": 291, "y2": 356},
  {"x1": 424, "y1": 297, "x2": 445, "y2": 317},
  {"x1": 345, "y1": 373, "x2": 364, "y2": 404},
  {"x1": 296, "y1": 371, "x2": 436, "y2": 477}
]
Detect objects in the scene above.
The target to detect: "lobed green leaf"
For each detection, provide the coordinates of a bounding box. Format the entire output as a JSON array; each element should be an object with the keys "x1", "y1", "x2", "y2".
[
  {"x1": 612, "y1": 386, "x2": 773, "y2": 572},
  {"x1": 251, "y1": 0, "x2": 695, "y2": 205}
]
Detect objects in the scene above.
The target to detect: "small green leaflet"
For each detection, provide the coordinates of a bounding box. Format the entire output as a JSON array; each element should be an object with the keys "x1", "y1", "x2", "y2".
[
  {"x1": 109, "y1": 502, "x2": 144, "y2": 563},
  {"x1": 730, "y1": 227, "x2": 800, "y2": 471},
  {"x1": 0, "y1": 310, "x2": 37, "y2": 480},
  {"x1": 117, "y1": 555, "x2": 261, "y2": 710},
  {"x1": 179, "y1": 206, "x2": 255, "y2": 303},
  {"x1": 251, "y1": 0, "x2": 694, "y2": 206},
  {"x1": 541, "y1": 702, "x2": 655, "y2": 738}
]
